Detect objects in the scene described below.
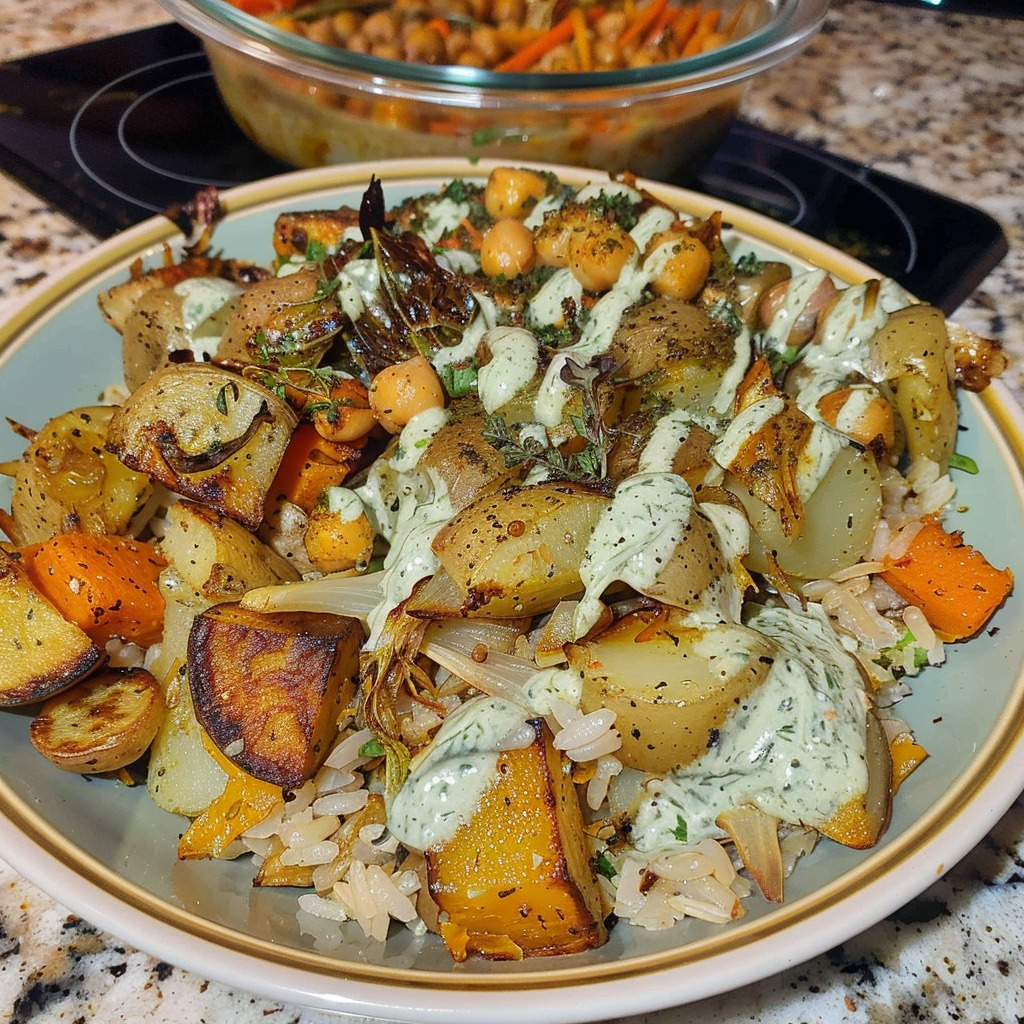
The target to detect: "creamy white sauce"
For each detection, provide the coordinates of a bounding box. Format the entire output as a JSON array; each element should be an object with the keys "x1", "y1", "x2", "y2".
[
  {"x1": 172, "y1": 278, "x2": 242, "y2": 358},
  {"x1": 322, "y1": 485, "x2": 367, "y2": 523},
  {"x1": 431, "y1": 290, "x2": 500, "y2": 372},
  {"x1": 477, "y1": 327, "x2": 540, "y2": 414},
  {"x1": 390, "y1": 406, "x2": 449, "y2": 474},
  {"x1": 711, "y1": 395, "x2": 785, "y2": 471},
  {"x1": 527, "y1": 267, "x2": 583, "y2": 330},
  {"x1": 366, "y1": 472, "x2": 453, "y2": 648},
  {"x1": 630, "y1": 205, "x2": 677, "y2": 251},
  {"x1": 417, "y1": 196, "x2": 471, "y2": 247},
  {"x1": 523, "y1": 665, "x2": 582, "y2": 714},
  {"x1": 632, "y1": 603, "x2": 871, "y2": 850},
  {"x1": 573, "y1": 473, "x2": 742, "y2": 638},
  {"x1": 638, "y1": 408, "x2": 697, "y2": 473},
  {"x1": 335, "y1": 259, "x2": 381, "y2": 323},
  {"x1": 435, "y1": 247, "x2": 481, "y2": 276},
  {"x1": 711, "y1": 323, "x2": 753, "y2": 417},
  {"x1": 760, "y1": 268, "x2": 828, "y2": 352},
  {"x1": 388, "y1": 695, "x2": 531, "y2": 850}
]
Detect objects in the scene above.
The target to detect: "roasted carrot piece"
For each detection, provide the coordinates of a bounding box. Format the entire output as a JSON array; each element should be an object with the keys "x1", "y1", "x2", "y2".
[
  {"x1": 496, "y1": 6, "x2": 605, "y2": 72},
  {"x1": 270, "y1": 421, "x2": 366, "y2": 514},
  {"x1": 879, "y1": 520, "x2": 1013, "y2": 642},
  {"x1": 19, "y1": 534, "x2": 167, "y2": 648}
]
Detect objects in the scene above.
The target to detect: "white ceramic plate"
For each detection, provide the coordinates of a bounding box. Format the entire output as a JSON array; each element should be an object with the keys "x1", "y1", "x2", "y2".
[{"x1": 1, "y1": 159, "x2": 1022, "y2": 1023}]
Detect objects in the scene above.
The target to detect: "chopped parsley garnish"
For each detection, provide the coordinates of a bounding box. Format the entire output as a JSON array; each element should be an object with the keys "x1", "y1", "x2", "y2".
[
  {"x1": 595, "y1": 851, "x2": 617, "y2": 879},
  {"x1": 672, "y1": 816, "x2": 689, "y2": 843}
]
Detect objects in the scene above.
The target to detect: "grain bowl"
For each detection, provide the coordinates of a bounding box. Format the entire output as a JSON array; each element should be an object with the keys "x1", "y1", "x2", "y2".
[{"x1": 157, "y1": 0, "x2": 828, "y2": 180}]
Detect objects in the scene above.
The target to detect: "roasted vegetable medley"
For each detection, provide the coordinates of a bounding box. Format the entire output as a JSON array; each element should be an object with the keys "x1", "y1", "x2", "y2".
[
  {"x1": 0, "y1": 167, "x2": 1014, "y2": 962},
  {"x1": 234, "y1": 0, "x2": 740, "y2": 73}
]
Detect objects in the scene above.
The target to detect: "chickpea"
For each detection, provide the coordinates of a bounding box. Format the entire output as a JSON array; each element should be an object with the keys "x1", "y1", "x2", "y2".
[
  {"x1": 303, "y1": 18, "x2": 338, "y2": 45},
  {"x1": 484, "y1": 166, "x2": 548, "y2": 220},
  {"x1": 304, "y1": 505, "x2": 376, "y2": 574},
  {"x1": 445, "y1": 27, "x2": 472, "y2": 61},
  {"x1": 363, "y1": 9, "x2": 400, "y2": 44},
  {"x1": 647, "y1": 231, "x2": 711, "y2": 301},
  {"x1": 456, "y1": 48, "x2": 487, "y2": 67},
  {"x1": 368, "y1": 354, "x2": 446, "y2": 434},
  {"x1": 371, "y1": 41, "x2": 403, "y2": 61},
  {"x1": 569, "y1": 221, "x2": 637, "y2": 292},
  {"x1": 311, "y1": 377, "x2": 377, "y2": 444},
  {"x1": 491, "y1": 0, "x2": 525, "y2": 25},
  {"x1": 404, "y1": 22, "x2": 447, "y2": 63},
  {"x1": 469, "y1": 24, "x2": 505, "y2": 66},
  {"x1": 533, "y1": 204, "x2": 590, "y2": 268},
  {"x1": 480, "y1": 218, "x2": 537, "y2": 279},
  {"x1": 331, "y1": 10, "x2": 361, "y2": 38}
]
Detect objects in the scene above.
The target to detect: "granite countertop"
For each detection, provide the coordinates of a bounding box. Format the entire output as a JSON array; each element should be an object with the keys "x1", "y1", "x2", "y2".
[{"x1": 1, "y1": 0, "x2": 1023, "y2": 1021}]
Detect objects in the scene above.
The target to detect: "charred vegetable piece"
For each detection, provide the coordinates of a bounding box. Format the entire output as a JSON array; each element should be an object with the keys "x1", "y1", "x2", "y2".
[
  {"x1": 425, "y1": 481, "x2": 610, "y2": 617},
  {"x1": 187, "y1": 602, "x2": 361, "y2": 788},
  {"x1": 29, "y1": 667, "x2": 164, "y2": 774},
  {"x1": 427, "y1": 719, "x2": 608, "y2": 961},
  {"x1": 19, "y1": 533, "x2": 167, "y2": 648},
  {"x1": 216, "y1": 266, "x2": 347, "y2": 368},
  {"x1": 272, "y1": 207, "x2": 361, "y2": 259},
  {"x1": 568, "y1": 611, "x2": 776, "y2": 774},
  {"x1": 7, "y1": 406, "x2": 155, "y2": 546},
  {"x1": 0, "y1": 548, "x2": 103, "y2": 707},
  {"x1": 106, "y1": 363, "x2": 297, "y2": 531}
]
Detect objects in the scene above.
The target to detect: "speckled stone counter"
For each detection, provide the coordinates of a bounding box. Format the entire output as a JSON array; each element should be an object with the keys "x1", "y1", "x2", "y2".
[{"x1": 1, "y1": 1, "x2": 1023, "y2": 1021}]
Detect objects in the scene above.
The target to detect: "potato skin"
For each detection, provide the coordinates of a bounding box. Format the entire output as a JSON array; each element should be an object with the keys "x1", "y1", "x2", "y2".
[
  {"x1": 426, "y1": 719, "x2": 608, "y2": 960},
  {"x1": 430, "y1": 481, "x2": 610, "y2": 617},
  {"x1": 569, "y1": 611, "x2": 776, "y2": 774},
  {"x1": 0, "y1": 549, "x2": 103, "y2": 707},
  {"x1": 29, "y1": 667, "x2": 164, "y2": 773},
  {"x1": 187, "y1": 602, "x2": 361, "y2": 788},
  {"x1": 106, "y1": 363, "x2": 297, "y2": 531}
]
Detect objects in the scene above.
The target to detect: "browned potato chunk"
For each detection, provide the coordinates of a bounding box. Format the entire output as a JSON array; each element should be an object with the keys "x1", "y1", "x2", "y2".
[
  {"x1": 106, "y1": 363, "x2": 297, "y2": 530},
  {"x1": 428, "y1": 482, "x2": 609, "y2": 617},
  {"x1": 187, "y1": 602, "x2": 361, "y2": 788},
  {"x1": 568, "y1": 610, "x2": 776, "y2": 774},
  {"x1": 419, "y1": 412, "x2": 523, "y2": 513},
  {"x1": 159, "y1": 500, "x2": 300, "y2": 602},
  {"x1": 609, "y1": 297, "x2": 735, "y2": 415},
  {"x1": 0, "y1": 549, "x2": 103, "y2": 707},
  {"x1": 29, "y1": 667, "x2": 164, "y2": 773},
  {"x1": 10, "y1": 406, "x2": 155, "y2": 545},
  {"x1": 427, "y1": 719, "x2": 608, "y2": 961}
]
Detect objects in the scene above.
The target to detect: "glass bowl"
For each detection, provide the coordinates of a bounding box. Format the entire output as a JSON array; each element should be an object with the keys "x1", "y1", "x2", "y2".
[{"x1": 157, "y1": 0, "x2": 828, "y2": 181}]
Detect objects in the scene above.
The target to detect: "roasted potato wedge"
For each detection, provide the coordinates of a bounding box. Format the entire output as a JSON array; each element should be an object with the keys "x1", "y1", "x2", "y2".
[
  {"x1": 727, "y1": 443, "x2": 882, "y2": 580},
  {"x1": 419, "y1": 412, "x2": 524, "y2": 513},
  {"x1": 0, "y1": 549, "x2": 103, "y2": 707},
  {"x1": 120, "y1": 280, "x2": 243, "y2": 392},
  {"x1": 216, "y1": 266, "x2": 346, "y2": 367},
  {"x1": 29, "y1": 667, "x2": 164, "y2": 774},
  {"x1": 159, "y1": 499, "x2": 300, "y2": 602},
  {"x1": 187, "y1": 602, "x2": 361, "y2": 788},
  {"x1": 609, "y1": 297, "x2": 735, "y2": 415},
  {"x1": 9, "y1": 405, "x2": 155, "y2": 545},
  {"x1": 146, "y1": 573, "x2": 226, "y2": 816},
  {"x1": 427, "y1": 718, "x2": 608, "y2": 960},
  {"x1": 106, "y1": 363, "x2": 297, "y2": 530},
  {"x1": 868, "y1": 303, "x2": 958, "y2": 472},
  {"x1": 97, "y1": 254, "x2": 268, "y2": 337},
  {"x1": 569, "y1": 611, "x2": 777, "y2": 773},
  {"x1": 427, "y1": 481, "x2": 610, "y2": 617}
]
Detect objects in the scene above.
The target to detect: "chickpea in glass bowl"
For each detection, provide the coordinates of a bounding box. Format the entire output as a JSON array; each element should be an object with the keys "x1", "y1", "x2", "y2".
[{"x1": 158, "y1": 0, "x2": 828, "y2": 181}]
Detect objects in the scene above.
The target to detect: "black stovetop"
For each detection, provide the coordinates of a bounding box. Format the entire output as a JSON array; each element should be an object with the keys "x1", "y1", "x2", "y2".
[{"x1": 0, "y1": 22, "x2": 1008, "y2": 315}]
